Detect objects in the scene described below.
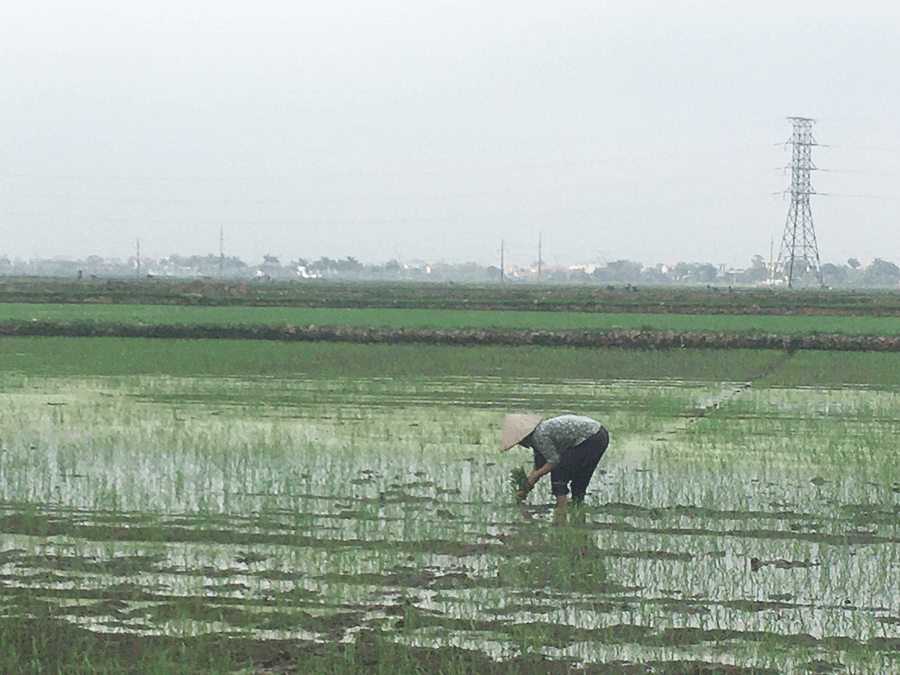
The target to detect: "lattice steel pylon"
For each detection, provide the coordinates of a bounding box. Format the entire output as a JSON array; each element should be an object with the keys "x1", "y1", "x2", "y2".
[{"x1": 776, "y1": 117, "x2": 823, "y2": 288}]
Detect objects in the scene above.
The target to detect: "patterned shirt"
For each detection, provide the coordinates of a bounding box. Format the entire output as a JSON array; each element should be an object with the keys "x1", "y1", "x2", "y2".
[{"x1": 523, "y1": 415, "x2": 602, "y2": 464}]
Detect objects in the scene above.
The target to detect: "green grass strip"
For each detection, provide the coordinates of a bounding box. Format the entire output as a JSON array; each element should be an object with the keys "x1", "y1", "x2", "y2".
[
  {"x1": 3, "y1": 337, "x2": 900, "y2": 386},
  {"x1": 3, "y1": 303, "x2": 900, "y2": 335}
]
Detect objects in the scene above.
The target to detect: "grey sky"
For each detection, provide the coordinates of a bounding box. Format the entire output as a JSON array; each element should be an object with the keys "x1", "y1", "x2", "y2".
[{"x1": 3, "y1": 1, "x2": 899, "y2": 270}]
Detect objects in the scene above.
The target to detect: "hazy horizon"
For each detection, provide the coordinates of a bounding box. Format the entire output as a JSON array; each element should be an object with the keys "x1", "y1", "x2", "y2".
[{"x1": 3, "y1": 2, "x2": 899, "y2": 270}]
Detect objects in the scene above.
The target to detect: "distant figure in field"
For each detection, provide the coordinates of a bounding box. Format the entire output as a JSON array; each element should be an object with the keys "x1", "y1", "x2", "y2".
[{"x1": 501, "y1": 414, "x2": 609, "y2": 509}]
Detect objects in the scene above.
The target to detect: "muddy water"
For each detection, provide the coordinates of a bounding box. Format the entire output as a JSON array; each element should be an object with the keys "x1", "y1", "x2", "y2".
[{"x1": 1, "y1": 374, "x2": 899, "y2": 673}]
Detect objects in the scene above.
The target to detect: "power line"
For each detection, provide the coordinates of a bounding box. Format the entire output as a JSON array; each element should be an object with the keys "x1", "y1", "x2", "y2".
[
  {"x1": 4, "y1": 191, "x2": 785, "y2": 230},
  {"x1": 819, "y1": 168, "x2": 900, "y2": 178},
  {"x1": 0, "y1": 166, "x2": 782, "y2": 206},
  {"x1": 0, "y1": 144, "x2": 784, "y2": 183},
  {"x1": 817, "y1": 192, "x2": 900, "y2": 200}
]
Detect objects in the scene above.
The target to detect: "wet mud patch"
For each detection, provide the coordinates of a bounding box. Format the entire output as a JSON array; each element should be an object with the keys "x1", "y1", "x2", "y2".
[
  {"x1": 6, "y1": 551, "x2": 166, "y2": 576},
  {"x1": 0, "y1": 616, "x2": 788, "y2": 675},
  {"x1": 318, "y1": 568, "x2": 483, "y2": 591}
]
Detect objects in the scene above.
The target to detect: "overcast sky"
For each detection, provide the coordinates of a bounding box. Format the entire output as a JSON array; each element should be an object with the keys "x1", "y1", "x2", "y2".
[{"x1": 2, "y1": 1, "x2": 899, "y2": 269}]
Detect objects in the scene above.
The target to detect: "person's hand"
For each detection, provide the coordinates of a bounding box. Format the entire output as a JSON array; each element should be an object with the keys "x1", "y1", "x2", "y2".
[{"x1": 516, "y1": 479, "x2": 534, "y2": 502}]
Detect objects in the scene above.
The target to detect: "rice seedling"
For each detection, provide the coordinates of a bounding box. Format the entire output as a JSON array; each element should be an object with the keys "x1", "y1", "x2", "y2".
[
  {"x1": 1, "y1": 343, "x2": 900, "y2": 672},
  {"x1": 508, "y1": 466, "x2": 529, "y2": 495}
]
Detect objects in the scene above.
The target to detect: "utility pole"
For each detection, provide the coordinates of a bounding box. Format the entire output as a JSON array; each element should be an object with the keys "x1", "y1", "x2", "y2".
[
  {"x1": 499, "y1": 239, "x2": 505, "y2": 284},
  {"x1": 219, "y1": 226, "x2": 224, "y2": 279},
  {"x1": 776, "y1": 117, "x2": 823, "y2": 288},
  {"x1": 135, "y1": 238, "x2": 140, "y2": 278},
  {"x1": 537, "y1": 232, "x2": 542, "y2": 280}
]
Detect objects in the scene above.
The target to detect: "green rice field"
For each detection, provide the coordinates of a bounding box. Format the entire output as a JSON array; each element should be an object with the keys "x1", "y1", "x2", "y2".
[
  {"x1": 4, "y1": 302, "x2": 900, "y2": 335},
  {"x1": 1, "y1": 338, "x2": 900, "y2": 673}
]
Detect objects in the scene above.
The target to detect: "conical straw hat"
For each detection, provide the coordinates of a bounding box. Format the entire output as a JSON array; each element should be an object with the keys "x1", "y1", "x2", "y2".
[{"x1": 499, "y1": 413, "x2": 543, "y2": 452}]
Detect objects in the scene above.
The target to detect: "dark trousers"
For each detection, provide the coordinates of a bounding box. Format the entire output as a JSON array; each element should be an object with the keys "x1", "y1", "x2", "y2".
[{"x1": 534, "y1": 426, "x2": 609, "y2": 502}]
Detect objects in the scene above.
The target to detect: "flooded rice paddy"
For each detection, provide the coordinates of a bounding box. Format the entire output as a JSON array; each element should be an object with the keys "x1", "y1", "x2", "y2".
[{"x1": 2, "y1": 371, "x2": 900, "y2": 673}]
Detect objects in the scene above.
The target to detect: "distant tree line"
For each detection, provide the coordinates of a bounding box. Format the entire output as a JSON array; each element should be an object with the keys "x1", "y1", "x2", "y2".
[{"x1": 1, "y1": 252, "x2": 899, "y2": 288}]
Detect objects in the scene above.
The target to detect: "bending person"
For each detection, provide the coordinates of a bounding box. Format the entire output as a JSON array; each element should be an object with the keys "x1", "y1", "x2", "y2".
[{"x1": 501, "y1": 413, "x2": 609, "y2": 509}]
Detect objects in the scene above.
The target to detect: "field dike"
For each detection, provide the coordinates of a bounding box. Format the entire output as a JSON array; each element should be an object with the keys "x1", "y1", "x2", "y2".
[{"x1": 3, "y1": 319, "x2": 900, "y2": 351}]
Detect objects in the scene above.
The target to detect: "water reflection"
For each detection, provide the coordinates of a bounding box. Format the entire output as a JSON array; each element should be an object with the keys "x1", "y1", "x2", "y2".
[{"x1": 1, "y1": 374, "x2": 899, "y2": 672}]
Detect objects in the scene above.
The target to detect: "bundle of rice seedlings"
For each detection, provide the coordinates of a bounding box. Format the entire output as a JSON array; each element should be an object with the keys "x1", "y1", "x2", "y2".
[{"x1": 509, "y1": 466, "x2": 529, "y2": 493}]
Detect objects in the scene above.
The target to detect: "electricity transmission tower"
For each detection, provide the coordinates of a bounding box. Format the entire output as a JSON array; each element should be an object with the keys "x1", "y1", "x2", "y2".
[{"x1": 776, "y1": 117, "x2": 823, "y2": 288}]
